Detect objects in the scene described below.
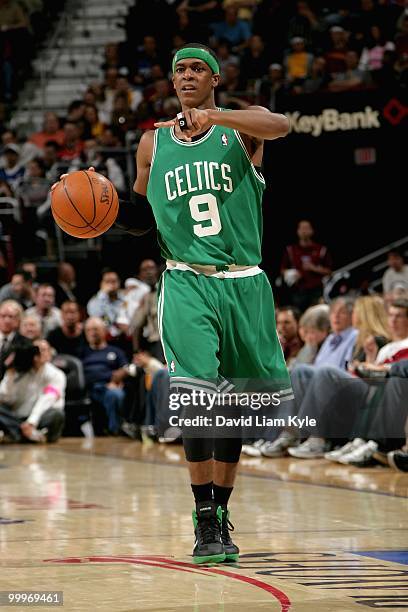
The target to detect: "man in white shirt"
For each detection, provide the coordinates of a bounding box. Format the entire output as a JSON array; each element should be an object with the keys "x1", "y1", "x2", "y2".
[
  {"x1": 25, "y1": 285, "x2": 62, "y2": 336},
  {"x1": 382, "y1": 250, "x2": 408, "y2": 294},
  {"x1": 116, "y1": 260, "x2": 159, "y2": 333},
  {"x1": 0, "y1": 339, "x2": 66, "y2": 443},
  {"x1": 0, "y1": 300, "x2": 24, "y2": 380}
]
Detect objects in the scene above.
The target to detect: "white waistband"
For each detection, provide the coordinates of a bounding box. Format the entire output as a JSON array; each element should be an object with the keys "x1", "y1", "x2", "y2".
[{"x1": 166, "y1": 260, "x2": 263, "y2": 279}]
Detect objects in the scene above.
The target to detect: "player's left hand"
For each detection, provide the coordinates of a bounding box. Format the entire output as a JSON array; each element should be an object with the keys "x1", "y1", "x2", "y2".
[{"x1": 154, "y1": 109, "x2": 212, "y2": 141}]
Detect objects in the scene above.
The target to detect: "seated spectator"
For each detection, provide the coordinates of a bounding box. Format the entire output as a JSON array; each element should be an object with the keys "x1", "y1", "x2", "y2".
[
  {"x1": 216, "y1": 39, "x2": 240, "y2": 78},
  {"x1": 222, "y1": 0, "x2": 261, "y2": 22},
  {"x1": 117, "y1": 259, "x2": 158, "y2": 334},
  {"x1": 69, "y1": 140, "x2": 126, "y2": 194},
  {"x1": 382, "y1": 250, "x2": 408, "y2": 294},
  {"x1": 0, "y1": 144, "x2": 25, "y2": 188},
  {"x1": 276, "y1": 306, "x2": 303, "y2": 366},
  {"x1": 260, "y1": 297, "x2": 360, "y2": 458},
  {"x1": 29, "y1": 112, "x2": 65, "y2": 149},
  {"x1": 54, "y1": 262, "x2": 78, "y2": 307},
  {"x1": 287, "y1": 0, "x2": 325, "y2": 48},
  {"x1": 1, "y1": 128, "x2": 39, "y2": 167},
  {"x1": 87, "y1": 269, "x2": 125, "y2": 339},
  {"x1": 328, "y1": 50, "x2": 370, "y2": 92},
  {"x1": 293, "y1": 304, "x2": 330, "y2": 366},
  {"x1": 42, "y1": 140, "x2": 60, "y2": 183},
  {"x1": 58, "y1": 122, "x2": 84, "y2": 165},
  {"x1": 281, "y1": 219, "x2": 332, "y2": 312},
  {"x1": 284, "y1": 37, "x2": 313, "y2": 87},
  {"x1": 0, "y1": 0, "x2": 29, "y2": 101},
  {"x1": 0, "y1": 299, "x2": 24, "y2": 379},
  {"x1": 20, "y1": 313, "x2": 42, "y2": 341},
  {"x1": 82, "y1": 317, "x2": 128, "y2": 435},
  {"x1": 133, "y1": 36, "x2": 164, "y2": 88},
  {"x1": 111, "y1": 92, "x2": 136, "y2": 135},
  {"x1": 17, "y1": 157, "x2": 51, "y2": 210},
  {"x1": 131, "y1": 277, "x2": 163, "y2": 362},
  {"x1": 325, "y1": 26, "x2": 350, "y2": 75},
  {"x1": 288, "y1": 299, "x2": 408, "y2": 462},
  {"x1": 359, "y1": 25, "x2": 395, "y2": 72},
  {"x1": 211, "y1": 7, "x2": 252, "y2": 52},
  {"x1": 25, "y1": 284, "x2": 62, "y2": 336},
  {"x1": 259, "y1": 63, "x2": 287, "y2": 111},
  {"x1": 0, "y1": 338, "x2": 65, "y2": 443},
  {"x1": 240, "y1": 35, "x2": 269, "y2": 83},
  {"x1": 83, "y1": 104, "x2": 105, "y2": 140},
  {"x1": 176, "y1": 0, "x2": 222, "y2": 27},
  {"x1": 302, "y1": 56, "x2": 328, "y2": 93},
  {"x1": 47, "y1": 301, "x2": 86, "y2": 358},
  {"x1": 0, "y1": 269, "x2": 34, "y2": 308}
]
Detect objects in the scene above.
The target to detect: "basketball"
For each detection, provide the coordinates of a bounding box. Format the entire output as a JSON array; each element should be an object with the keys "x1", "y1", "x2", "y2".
[{"x1": 51, "y1": 170, "x2": 119, "y2": 238}]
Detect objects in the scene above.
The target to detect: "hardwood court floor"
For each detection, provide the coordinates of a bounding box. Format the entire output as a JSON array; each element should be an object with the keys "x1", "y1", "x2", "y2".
[{"x1": 0, "y1": 438, "x2": 407, "y2": 611}]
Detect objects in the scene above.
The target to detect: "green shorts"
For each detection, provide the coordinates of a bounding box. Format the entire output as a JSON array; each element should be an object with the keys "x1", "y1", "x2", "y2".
[{"x1": 158, "y1": 268, "x2": 293, "y2": 402}]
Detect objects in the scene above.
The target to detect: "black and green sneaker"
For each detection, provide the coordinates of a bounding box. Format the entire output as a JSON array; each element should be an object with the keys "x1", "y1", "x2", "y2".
[
  {"x1": 220, "y1": 506, "x2": 239, "y2": 562},
  {"x1": 192, "y1": 501, "x2": 226, "y2": 564}
]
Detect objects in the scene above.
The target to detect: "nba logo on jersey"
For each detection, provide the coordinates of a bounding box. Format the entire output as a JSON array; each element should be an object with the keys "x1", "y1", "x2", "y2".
[
  {"x1": 170, "y1": 360, "x2": 176, "y2": 373},
  {"x1": 221, "y1": 133, "x2": 228, "y2": 146}
]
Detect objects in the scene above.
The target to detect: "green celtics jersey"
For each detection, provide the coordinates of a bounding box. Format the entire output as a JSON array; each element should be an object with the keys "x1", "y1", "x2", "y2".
[{"x1": 146, "y1": 119, "x2": 265, "y2": 267}]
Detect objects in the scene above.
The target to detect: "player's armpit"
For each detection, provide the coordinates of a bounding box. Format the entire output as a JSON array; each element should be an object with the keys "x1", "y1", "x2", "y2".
[{"x1": 115, "y1": 195, "x2": 155, "y2": 236}]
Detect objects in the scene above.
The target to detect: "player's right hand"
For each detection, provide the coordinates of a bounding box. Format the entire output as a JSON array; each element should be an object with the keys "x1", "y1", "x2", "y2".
[{"x1": 50, "y1": 166, "x2": 96, "y2": 191}]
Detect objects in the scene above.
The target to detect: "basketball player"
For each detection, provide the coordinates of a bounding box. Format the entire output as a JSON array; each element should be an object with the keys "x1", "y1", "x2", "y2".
[{"x1": 54, "y1": 43, "x2": 293, "y2": 564}]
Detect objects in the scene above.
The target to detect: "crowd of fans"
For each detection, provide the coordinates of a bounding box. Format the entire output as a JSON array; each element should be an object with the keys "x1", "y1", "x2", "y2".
[
  {"x1": 0, "y1": 223, "x2": 407, "y2": 471},
  {"x1": 1, "y1": 1, "x2": 407, "y2": 259}
]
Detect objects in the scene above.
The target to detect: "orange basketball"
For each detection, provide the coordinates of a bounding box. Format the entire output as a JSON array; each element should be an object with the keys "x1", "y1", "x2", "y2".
[{"x1": 51, "y1": 170, "x2": 119, "y2": 238}]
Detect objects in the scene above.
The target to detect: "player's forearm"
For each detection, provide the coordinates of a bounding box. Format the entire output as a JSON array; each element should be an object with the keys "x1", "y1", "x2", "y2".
[{"x1": 206, "y1": 108, "x2": 290, "y2": 140}]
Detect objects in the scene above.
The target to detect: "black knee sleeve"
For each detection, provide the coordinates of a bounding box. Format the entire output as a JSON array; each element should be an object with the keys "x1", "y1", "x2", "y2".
[
  {"x1": 183, "y1": 437, "x2": 214, "y2": 462},
  {"x1": 214, "y1": 437, "x2": 242, "y2": 463}
]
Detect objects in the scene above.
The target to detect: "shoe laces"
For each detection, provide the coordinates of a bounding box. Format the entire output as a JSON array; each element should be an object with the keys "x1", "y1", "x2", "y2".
[
  {"x1": 220, "y1": 510, "x2": 235, "y2": 545},
  {"x1": 197, "y1": 514, "x2": 221, "y2": 545}
]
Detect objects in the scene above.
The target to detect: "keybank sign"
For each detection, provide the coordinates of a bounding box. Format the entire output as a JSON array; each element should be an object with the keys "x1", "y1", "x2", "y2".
[{"x1": 286, "y1": 106, "x2": 381, "y2": 137}]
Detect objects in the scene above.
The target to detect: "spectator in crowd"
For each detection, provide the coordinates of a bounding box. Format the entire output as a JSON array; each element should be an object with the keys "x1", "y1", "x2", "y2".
[
  {"x1": 0, "y1": 299, "x2": 24, "y2": 379},
  {"x1": 259, "y1": 63, "x2": 286, "y2": 110},
  {"x1": 259, "y1": 297, "x2": 358, "y2": 457},
  {"x1": 42, "y1": 140, "x2": 60, "y2": 182},
  {"x1": 0, "y1": 0, "x2": 29, "y2": 101},
  {"x1": 133, "y1": 36, "x2": 163, "y2": 87},
  {"x1": 54, "y1": 262, "x2": 78, "y2": 307},
  {"x1": 293, "y1": 304, "x2": 331, "y2": 365},
  {"x1": 83, "y1": 104, "x2": 105, "y2": 140},
  {"x1": 328, "y1": 49, "x2": 370, "y2": 92},
  {"x1": 284, "y1": 36, "x2": 313, "y2": 88},
  {"x1": 177, "y1": 0, "x2": 222, "y2": 27},
  {"x1": 29, "y1": 112, "x2": 65, "y2": 149},
  {"x1": 58, "y1": 122, "x2": 84, "y2": 164},
  {"x1": 0, "y1": 144, "x2": 24, "y2": 188},
  {"x1": 47, "y1": 301, "x2": 86, "y2": 358},
  {"x1": 276, "y1": 306, "x2": 303, "y2": 365},
  {"x1": 302, "y1": 56, "x2": 328, "y2": 93},
  {"x1": 0, "y1": 269, "x2": 34, "y2": 308},
  {"x1": 25, "y1": 284, "x2": 62, "y2": 336},
  {"x1": 240, "y1": 34, "x2": 269, "y2": 82},
  {"x1": 117, "y1": 259, "x2": 157, "y2": 334},
  {"x1": 1, "y1": 128, "x2": 39, "y2": 166},
  {"x1": 359, "y1": 25, "x2": 395, "y2": 72},
  {"x1": 82, "y1": 317, "x2": 128, "y2": 435},
  {"x1": 130, "y1": 269, "x2": 163, "y2": 362},
  {"x1": 382, "y1": 250, "x2": 408, "y2": 294},
  {"x1": 222, "y1": 0, "x2": 261, "y2": 22},
  {"x1": 324, "y1": 26, "x2": 350, "y2": 75},
  {"x1": 17, "y1": 156, "x2": 50, "y2": 210},
  {"x1": 19, "y1": 313, "x2": 42, "y2": 341},
  {"x1": 281, "y1": 220, "x2": 332, "y2": 312},
  {"x1": 211, "y1": 6, "x2": 252, "y2": 52},
  {"x1": 87, "y1": 269, "x2": 125, "y2": 339},
  {"x1": 287, "y1": 0, "x2": 325, "y2": 48},
  {"x1": 288, "y1": 299, "x2": 408, "y2": 462},
  {"x1": 0, "y1": 338, "x2": 66, "y2": 443}
]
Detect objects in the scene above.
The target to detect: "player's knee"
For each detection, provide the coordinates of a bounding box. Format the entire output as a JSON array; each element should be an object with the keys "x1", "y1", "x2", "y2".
[
  {"x1": 183, "y1": 437, "x2": 213, "y2": 462},
  {"x1": 214, "y1": 438, "x2": 242, "y2": 463}
]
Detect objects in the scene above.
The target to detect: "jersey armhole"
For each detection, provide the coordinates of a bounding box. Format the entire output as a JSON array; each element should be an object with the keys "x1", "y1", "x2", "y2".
[
  {"x1": 233, "y1": 129, "x2": 265, "y2": 185},
  {"x1": 150, "y1": 129, "x2": 159, "y2": 171}
]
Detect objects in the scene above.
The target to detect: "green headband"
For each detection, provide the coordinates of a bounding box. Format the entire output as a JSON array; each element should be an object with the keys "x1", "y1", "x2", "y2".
[{"x1": 172, "y1": 47, "x2": 220, "y2": 74}]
